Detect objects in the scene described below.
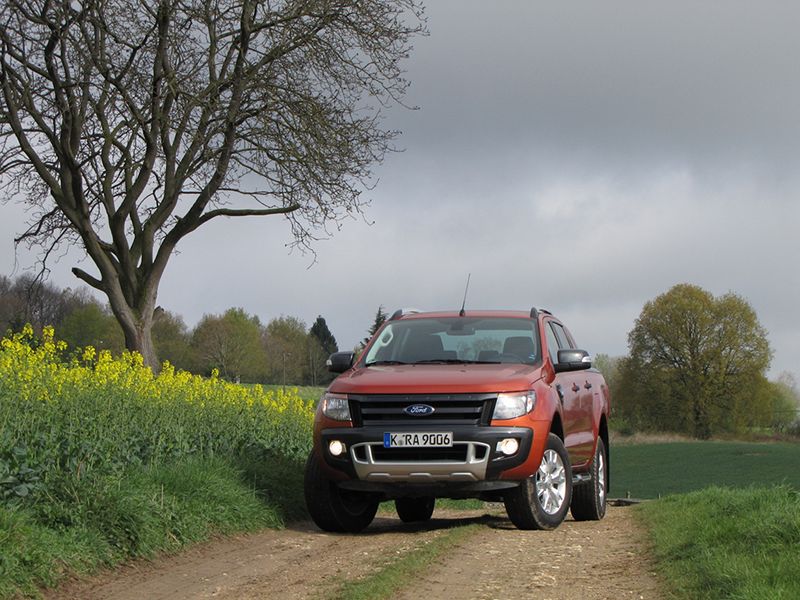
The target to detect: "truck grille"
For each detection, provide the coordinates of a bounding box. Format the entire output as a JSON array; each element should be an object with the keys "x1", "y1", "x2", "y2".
[{"x1": 349, "y1": 394, "x2": 496, "y2": 427}]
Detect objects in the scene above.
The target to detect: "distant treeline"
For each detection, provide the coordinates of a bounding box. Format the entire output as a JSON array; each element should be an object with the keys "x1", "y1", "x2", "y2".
[{"x1": 0, "y1": 273, "x2": 338, "y2": 386}]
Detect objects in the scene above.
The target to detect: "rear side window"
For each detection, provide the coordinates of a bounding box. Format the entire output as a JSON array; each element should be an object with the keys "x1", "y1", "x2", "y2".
[
  {"x1": 544, "y1": 322, "x2": 560, "y2": 364},
  {"x1": 551, "y1": 322, "x2": 574, "y2": 350}
]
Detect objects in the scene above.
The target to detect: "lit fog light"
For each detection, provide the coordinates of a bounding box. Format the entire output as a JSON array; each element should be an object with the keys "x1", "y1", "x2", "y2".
[
  {"x1": 496, "y1": 438, "x2": 519, "y2": 456},
  {"x1": 328, "y1": 440, "x2": 346, "y2": 457}
]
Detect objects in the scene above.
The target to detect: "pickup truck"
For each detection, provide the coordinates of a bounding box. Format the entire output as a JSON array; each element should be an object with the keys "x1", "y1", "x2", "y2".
[{"x1": 304, "y1": 308, "x2": 610, "y2": 532}]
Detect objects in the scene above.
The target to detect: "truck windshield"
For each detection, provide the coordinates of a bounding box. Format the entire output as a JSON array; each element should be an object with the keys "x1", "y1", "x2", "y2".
[{"x1": 363, "y1": 317, "x2": 540, "y2": 366}]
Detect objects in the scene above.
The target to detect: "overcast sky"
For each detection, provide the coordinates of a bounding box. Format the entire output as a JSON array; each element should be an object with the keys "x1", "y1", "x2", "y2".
[{"x1": 2, "y1": 1, "x2": 798, "y2": 377}]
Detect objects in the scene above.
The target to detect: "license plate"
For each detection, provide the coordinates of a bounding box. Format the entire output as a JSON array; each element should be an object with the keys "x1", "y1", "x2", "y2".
[{"x1": 383, "y1": 432, "x2": 453, "y2": 448}]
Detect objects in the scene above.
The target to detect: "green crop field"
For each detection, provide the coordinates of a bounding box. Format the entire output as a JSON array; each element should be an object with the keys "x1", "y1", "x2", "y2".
[
  {"x1": 262, "y1": 384, "x2": 326, "y2": 404},
  {"x1": 611, "y1": 440, "x2": 800, "y2": 499},
  {"x1": 611, "y1": 440, "x2": 800, "y2": 599}
]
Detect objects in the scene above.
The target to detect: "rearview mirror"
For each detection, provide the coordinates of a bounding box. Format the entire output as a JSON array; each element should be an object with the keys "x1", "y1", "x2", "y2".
[
  {"x1": 554, "y1": 349, "x2": 591, "y2": 373},
  {"x1": 327, "y1": 351, "x2": 355, "y2": 373}
]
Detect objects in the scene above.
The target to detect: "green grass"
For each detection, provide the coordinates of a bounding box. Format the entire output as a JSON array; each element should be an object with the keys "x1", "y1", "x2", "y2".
[
  {"x1": 377, "y1": 498, "x2": 484, "y2": 515},
  {"x1": 323, "y1": 523, "x2": 481, "y2": 600},
  {"x1": 0, "y1": 452, "x2": 306, "y2": 599},
  {"x1": 638, "y1": 486, "x2": 800, "y2": 600},
  {"x1": 262, "y1": 384, "x2": 326, "y2": 404},
  {"x1": 611, "y1": 440, "x2": 800, "y2": 498}
]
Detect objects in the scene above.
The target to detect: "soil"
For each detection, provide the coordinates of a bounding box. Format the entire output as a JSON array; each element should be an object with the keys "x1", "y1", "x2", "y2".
[{"x1": 47, "y1": 506, "x2": 663, "y2": 599}]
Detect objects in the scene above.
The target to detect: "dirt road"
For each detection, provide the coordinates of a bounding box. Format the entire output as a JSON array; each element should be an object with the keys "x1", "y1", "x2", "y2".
[{"x1": 49, "y1": 506, "x2": 662, "y2": 599}]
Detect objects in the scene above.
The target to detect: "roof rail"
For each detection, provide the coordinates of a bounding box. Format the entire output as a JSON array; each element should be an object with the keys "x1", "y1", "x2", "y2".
[
  {"x1": 540, "y1": 308, "x2": 552, "y2": 315},
  {"x1": 389, "y1": 308, "x2": 422, "y2": 320}
]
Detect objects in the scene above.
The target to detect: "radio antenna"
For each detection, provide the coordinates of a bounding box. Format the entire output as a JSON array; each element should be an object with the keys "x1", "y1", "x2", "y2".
[{"x1": 459, "y1": 273, "x2": 471, "y2": 317}]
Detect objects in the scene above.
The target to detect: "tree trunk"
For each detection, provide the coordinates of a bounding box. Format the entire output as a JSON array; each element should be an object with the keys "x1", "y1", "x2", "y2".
[
  {"x1": 100, "y1": 276, "x2": 161, "y2": 371},
  {"x1": 123, "y1": 322, "x2": 159, "y2": 371},
  {"x1": 692, "y1": 397, "x2": 712, "y2": 440}
]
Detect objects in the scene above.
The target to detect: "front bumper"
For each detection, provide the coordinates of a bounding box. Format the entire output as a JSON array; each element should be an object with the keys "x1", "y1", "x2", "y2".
[{"x1": 320, "y1": 425, "x2": 533, "y2": 484}]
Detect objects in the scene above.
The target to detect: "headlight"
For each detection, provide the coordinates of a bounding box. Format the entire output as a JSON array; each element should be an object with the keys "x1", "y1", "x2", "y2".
[
  {"x1": 493, "y1": 391, "x2": 536, "y2": 420},
  {"x1": 321, "y1": 393, "x2": 351, "y2": 421}
]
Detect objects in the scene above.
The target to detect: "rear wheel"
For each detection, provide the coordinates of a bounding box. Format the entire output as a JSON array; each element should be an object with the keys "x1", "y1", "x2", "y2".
[
  {"x1": 570, "y1": 437, "x2": 608, "y2": 521},
  {"x1": 304, "y1": 451, "x2": 379, "y2": 533},
  {"x1": 395, "y1": 497, "x2": 435, "y2": 523},
  {"x1": 504, "y1": 433, "x2": 572, "y2": 530}
]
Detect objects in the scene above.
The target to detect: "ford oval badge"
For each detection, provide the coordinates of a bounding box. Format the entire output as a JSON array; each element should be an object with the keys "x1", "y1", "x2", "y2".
[{"x1": 404, "y1": 403, "x2": 435, "y2": 417}]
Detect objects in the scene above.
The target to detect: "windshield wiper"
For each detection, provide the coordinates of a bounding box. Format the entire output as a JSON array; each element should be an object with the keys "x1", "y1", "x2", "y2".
[
  {"x1": 413, "y1": 359, "x2": 479, "y2": 365},
  {"x1": 413, "y1": 358, "x2": 507, "y2": 365},
  {"x1": 365, "y1": 360, "x2": 408, "y2": 366}
]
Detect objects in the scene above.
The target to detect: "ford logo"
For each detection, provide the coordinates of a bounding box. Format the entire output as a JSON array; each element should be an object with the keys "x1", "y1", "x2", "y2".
[{"x1": 404, "y1": 404, "x2": 435, "y2": 417}]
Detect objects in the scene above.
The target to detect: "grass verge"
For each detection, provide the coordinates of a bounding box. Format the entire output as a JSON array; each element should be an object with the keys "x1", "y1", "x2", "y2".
[
  {"x1": 323, "y1": 523, "x2": 482, "y2": 600},
  {"x1": 0, "y1": 452, "x2": 305, "y2": 599},
  {"x1": 637, "y1": 485, "x2": 800, "y2": 600},
  {"x1": 612, "y1": 440, "x2": 800, "y2": 498}
]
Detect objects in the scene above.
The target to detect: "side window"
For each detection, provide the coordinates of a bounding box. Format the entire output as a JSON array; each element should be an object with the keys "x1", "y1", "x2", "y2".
[
  {"x1": 551, "y1": 322, "x2": 573, "y2": 350},
  {"x1": 544, "y1": 321, "x2": 560, "y2": 365}
]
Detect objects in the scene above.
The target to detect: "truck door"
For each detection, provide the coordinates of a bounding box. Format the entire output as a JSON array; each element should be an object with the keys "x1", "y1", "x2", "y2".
[{"x1": 546, "y1": 320, "x2": 594, "y2": 465}]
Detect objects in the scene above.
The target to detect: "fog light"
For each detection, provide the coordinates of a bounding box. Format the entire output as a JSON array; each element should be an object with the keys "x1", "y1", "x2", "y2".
[
  {"x1": 496, "y1": 438, "x2": 519, "y2": 456},
  {"x1": 328, "y1": 440, "x2": 346, "y2": 457}
]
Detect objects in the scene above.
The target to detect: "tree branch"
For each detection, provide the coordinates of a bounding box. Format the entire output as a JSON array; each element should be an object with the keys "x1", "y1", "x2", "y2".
[
  {"x1": 196, "y1": 203, "x2": 301, "y2": 227},
  {"x1": 71, "y1": 267, "x2": 103, "y2": 291}
]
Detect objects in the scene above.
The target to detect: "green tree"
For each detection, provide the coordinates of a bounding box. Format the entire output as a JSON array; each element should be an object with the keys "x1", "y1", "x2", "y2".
[
  {"x1": 0, "y1": 0, "x2": 424, "y2": 369},
  {"x1": 767, "y1": 372, "x2": 800, "y2": 432},
  {"x1": 190, "y1": 308, "x2": 266, "y2": 382},
  {"x1": 362, "y1": 305, "x2": 388, "y2": 347},
  {"x1": 264, "y1": 316, "x2": 309, "y2": 385},
  {"x1": 152, "y1": 308, "x2": 193, "y2": 372},
  {"x1": 621, "y1": 284, "x2": 771, "y2": 438},
  {"x1": 58, "y1": 302, "x2": 125, "y2": 354},
  {"x1": 308, "y1": 315, "x2": 338, "y2": 385},
  {"x1": 310, "y1": 316, "x2": 338, "y2": 356}
]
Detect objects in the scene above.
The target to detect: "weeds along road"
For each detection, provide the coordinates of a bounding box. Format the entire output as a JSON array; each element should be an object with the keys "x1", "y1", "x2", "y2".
[{"x1": 49, "y1": 506, "x2": 662, "y2": 600}]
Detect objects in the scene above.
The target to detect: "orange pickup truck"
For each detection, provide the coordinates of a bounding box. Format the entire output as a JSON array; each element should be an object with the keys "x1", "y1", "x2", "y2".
[{"x1": 304, "y1": 308, "x2": 611, "y2": 532}]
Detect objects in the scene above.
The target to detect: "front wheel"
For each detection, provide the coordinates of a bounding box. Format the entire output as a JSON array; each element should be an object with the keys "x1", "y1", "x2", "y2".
[
  {"x1": 570, "y1": 437, "x2": 608, "y2": 521},
  {"x1": 395, "y1": 497, "x2": 435, "y2": 523},
  {"x1": 504, "y1": 433, "x2": 572, "y2": 530},
  {"x1": 304, "y1": 451, "x2": 379, "y2": 533}
]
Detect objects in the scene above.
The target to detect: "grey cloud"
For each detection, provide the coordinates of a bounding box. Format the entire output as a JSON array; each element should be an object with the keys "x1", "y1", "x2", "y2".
[{"x1": 1, "y1": 1, "x2": 798, "y2": 378}]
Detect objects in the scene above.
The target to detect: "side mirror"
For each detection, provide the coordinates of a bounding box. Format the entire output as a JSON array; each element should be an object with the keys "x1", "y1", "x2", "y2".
[
  {"x1": 554, "y1": 349, "x2": 592, "y2": 373},
  {"x1": 327, "y1": 351, "x2": 355, "y2": 373}
]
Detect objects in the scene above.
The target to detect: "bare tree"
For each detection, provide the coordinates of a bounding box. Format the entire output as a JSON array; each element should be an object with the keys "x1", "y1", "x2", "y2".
[{"x1": 0, "y1": 0, "x2": 424, "y2": 368}]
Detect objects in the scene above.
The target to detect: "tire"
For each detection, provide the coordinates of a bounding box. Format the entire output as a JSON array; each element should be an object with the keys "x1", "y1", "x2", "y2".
[
  {"x1": 395, "y1": 497, "x2": 435, "y2": 523},
  {"x1": 504, "y1": 433, "x2": 572, "y2": 530},
  {"x1": 304, "y1": 451, "x2": 379, "y2": 533},
  {"x1": 570, "y1": 437, "x2": 608, "y2": 521}
]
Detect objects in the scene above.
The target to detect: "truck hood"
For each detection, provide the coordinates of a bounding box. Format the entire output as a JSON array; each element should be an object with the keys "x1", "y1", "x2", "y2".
[{"x1": 330, "y1": 363, "x2": 542, "y2": 395}]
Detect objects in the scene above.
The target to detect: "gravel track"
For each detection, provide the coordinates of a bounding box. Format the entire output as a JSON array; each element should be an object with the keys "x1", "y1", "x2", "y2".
[{"x1": 48, "y1": 506, "x2": 662, "y2": 599}]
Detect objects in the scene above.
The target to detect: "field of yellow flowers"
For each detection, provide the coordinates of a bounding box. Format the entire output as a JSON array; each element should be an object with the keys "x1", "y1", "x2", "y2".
[
  {"x1": 0, "y1": 326, "x2": 316, "y2": 597},
  {"x1": 0, "y1": 325, "x2": 314, "y2": 503}
]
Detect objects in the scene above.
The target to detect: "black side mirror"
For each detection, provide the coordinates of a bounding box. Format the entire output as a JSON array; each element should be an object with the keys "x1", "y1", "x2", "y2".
[
  {"x1": 554, "y1": 349, "x2": 592, "y2": 373},
  {"x1": 327, "y1": 351, "x2": 355, "y2": 373}
]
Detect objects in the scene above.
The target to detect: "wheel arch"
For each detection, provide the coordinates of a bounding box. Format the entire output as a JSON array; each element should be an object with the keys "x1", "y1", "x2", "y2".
[
  {"x1": 550, "y1": 412, "x2": 565, "y2": 441},
  {"x1": 599, "y1": 414, "x2": 610, "y2": 494}
]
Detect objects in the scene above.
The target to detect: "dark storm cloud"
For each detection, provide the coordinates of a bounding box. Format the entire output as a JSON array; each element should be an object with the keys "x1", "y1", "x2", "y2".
[
  {"x1": 397, "y1": 0, "x2": 800, "y2": 172},
  {"x1": 2, "y1": 1, "x2": 798, "y2": 376}
]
